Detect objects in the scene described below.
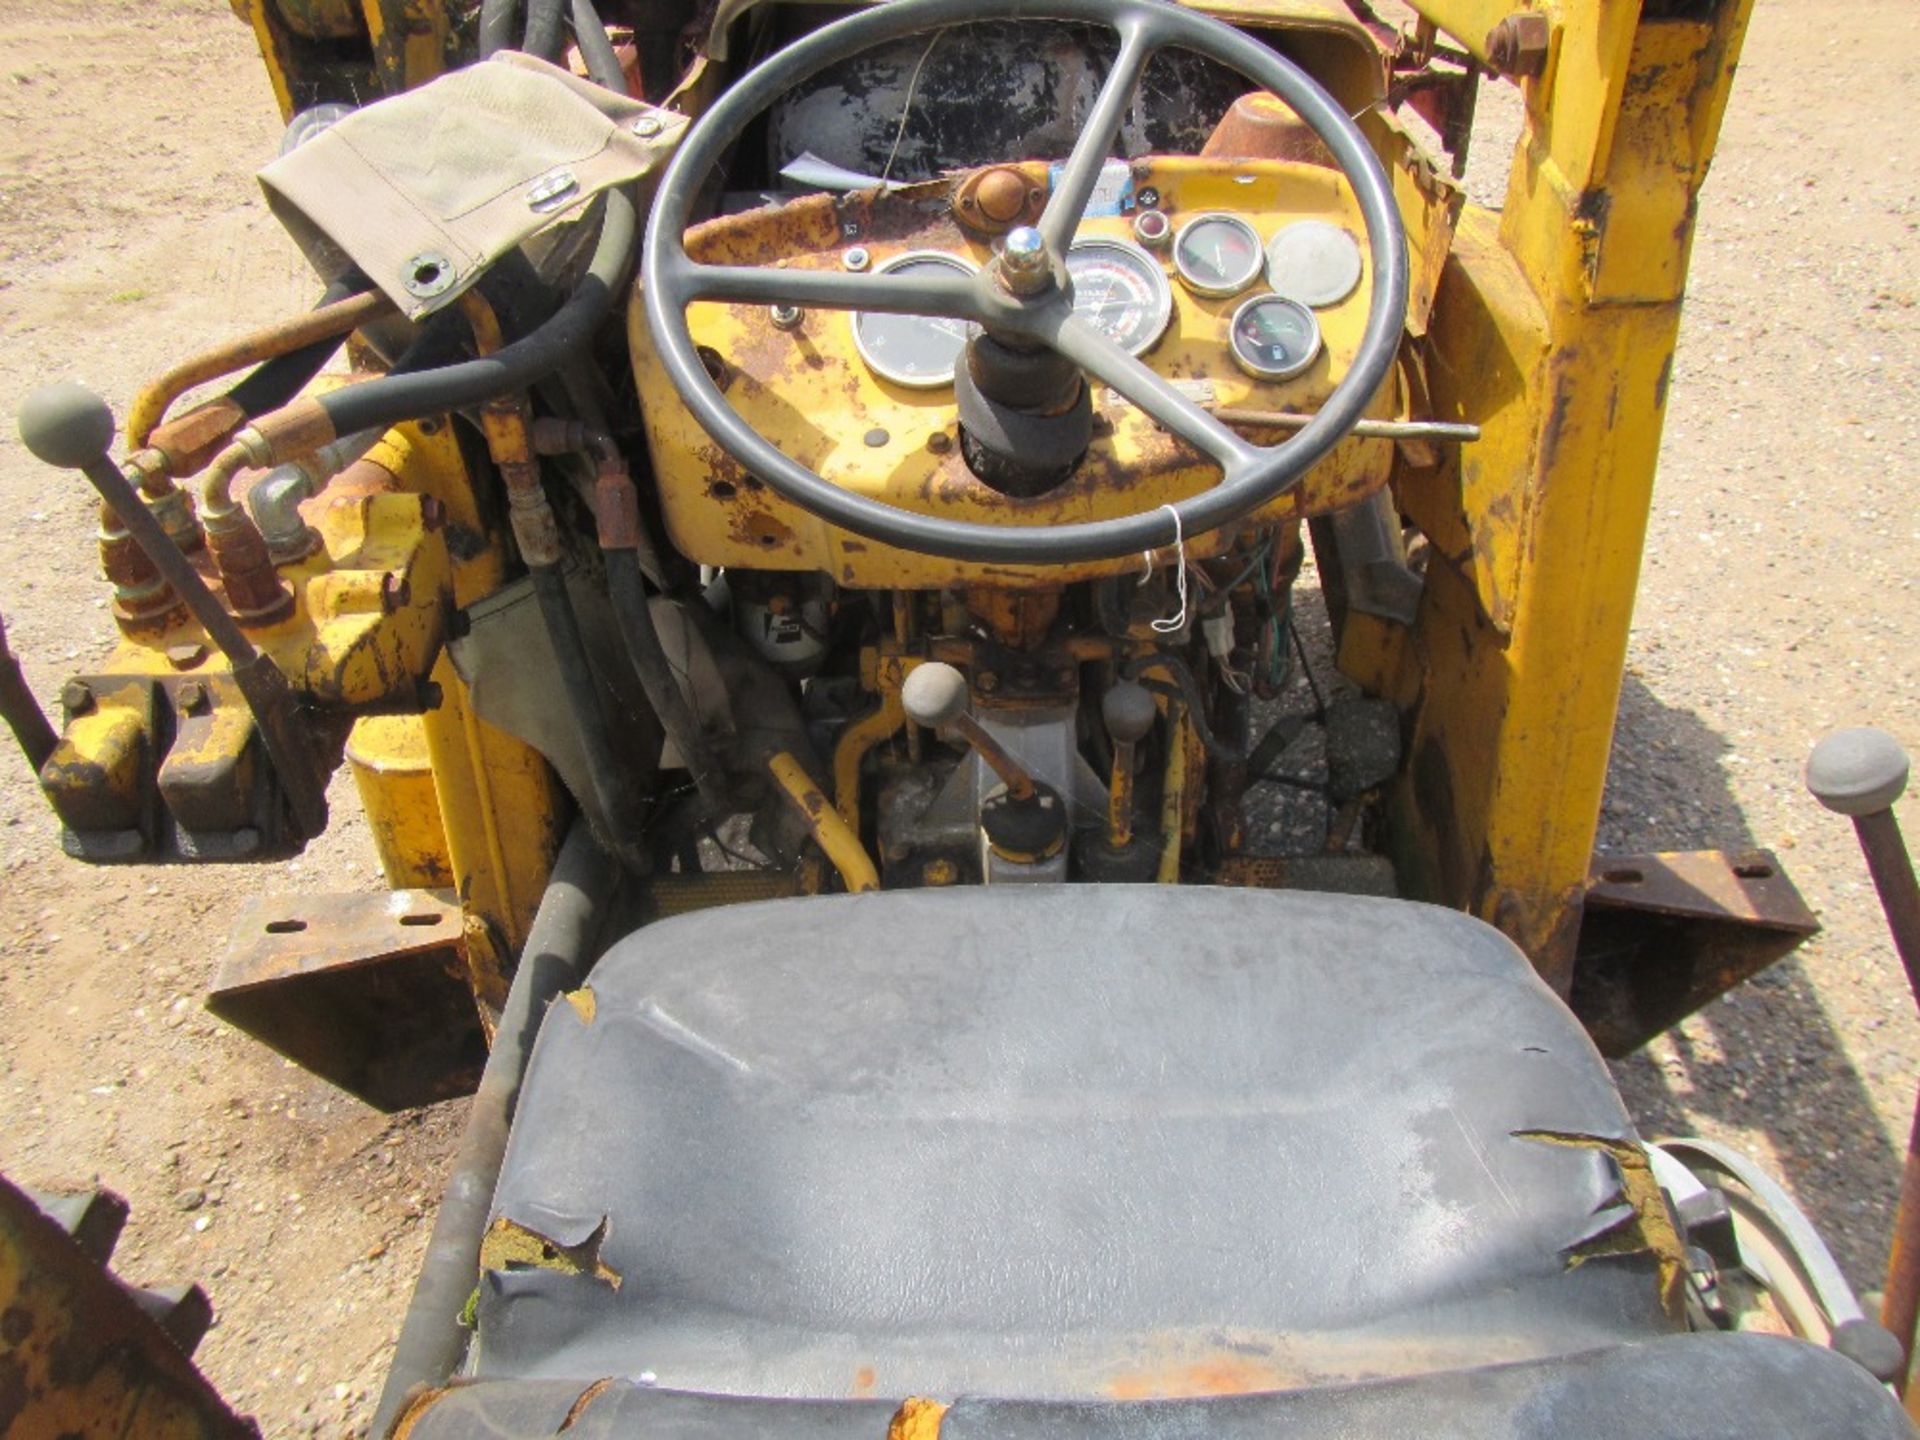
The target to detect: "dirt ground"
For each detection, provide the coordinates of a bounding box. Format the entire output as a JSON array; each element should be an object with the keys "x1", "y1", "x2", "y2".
[{"x1": 0, "y1": 1, "x2": 1915, "y2": 1434}]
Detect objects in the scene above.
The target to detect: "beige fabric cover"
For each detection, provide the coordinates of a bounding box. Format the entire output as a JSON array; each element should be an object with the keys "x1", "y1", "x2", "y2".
[{"x1": 259, "y1": 53, "x2": 685, "y2": 319}]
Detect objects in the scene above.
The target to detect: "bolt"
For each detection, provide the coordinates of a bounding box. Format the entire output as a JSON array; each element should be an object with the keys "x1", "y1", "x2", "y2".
[
  {"x1": 842, "y1": 246, "x2": 871, "y2": 272},
  {"x1": 926, "y1": 431, "x2": 953, "y2": 455},
  {"x1": 177, "y1": 679, "x2": 209, "y2": 715},
  {"x1": 61, "y1": 679, "x2": 94, "y2": 715},
  {"x1": 769, "y1": 304, "x2": 803, "y2": 331},
  {"x1": 996, "y1": 225, "x2": 1052, "y2": 296},
  {"x1": 1485, "y1": 12, "x2": 1550, "y2": 79},
  {"x1": 864, "y1": 428, "x2": 890, "y2": 448},
  {"x1": 166, "y1": 642, "x2": 208, "y2": 671}
]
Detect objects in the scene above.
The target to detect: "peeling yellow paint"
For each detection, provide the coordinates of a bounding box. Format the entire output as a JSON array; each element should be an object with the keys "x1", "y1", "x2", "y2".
[
  {"x1": 887, "y1": 1396, "x2": 949, "y2": 1440},
  {"x1": 564, "y1": 987, "x2": 598, "y2": 1025}
]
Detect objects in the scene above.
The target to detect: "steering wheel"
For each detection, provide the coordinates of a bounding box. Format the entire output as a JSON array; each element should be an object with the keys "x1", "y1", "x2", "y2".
[{"x1": 641, "y1": 0, "x2": 1410, "y2": 565}]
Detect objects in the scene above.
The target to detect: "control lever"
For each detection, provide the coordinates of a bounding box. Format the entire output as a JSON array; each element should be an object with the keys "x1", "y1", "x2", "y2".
[
  {"x1": 1102, "y1": 680, "x2": 1156, "y2": 849},
  {"x1": 15, "y1": 384, "x2": 330, "y2": 839},
  {"x1": 1808, "y1": 727, "x2": 1920, "y2": 1401},
  {"x1": 902, "y1": 662, "x2": 1064, "y2": 865},
  {"x1": 0, "y1": 609, "x2": 57, "y2": 773},
  {"x1": 902, "y1": 661, "x2": 1037, "y2": 800}
]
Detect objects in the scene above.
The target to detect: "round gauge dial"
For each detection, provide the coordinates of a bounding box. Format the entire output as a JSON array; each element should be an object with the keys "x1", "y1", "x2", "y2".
[
  {"x1": 1171, "y1": 212, "x2": 1264, "y2": 298},
  {"x1": 1065, "y1": 238, "x2": 1173, "y2": 356},
  {"x1": 1264, "y1": 220, "x2": 1364, "y2": 308},
  {"x1": 851, "y1": 251, "x2": 980, "y2": 389},
  {"x1": 1230, "y1": 294, "x2": 1323, "y2": 381}
]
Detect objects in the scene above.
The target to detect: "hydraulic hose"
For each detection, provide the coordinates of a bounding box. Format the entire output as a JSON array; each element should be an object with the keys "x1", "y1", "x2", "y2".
[
  {"x1": 521, "y1": 0, "x2": 567, "y2": 62},
  {"x1": 568, "y1": 0, "x2": 625, "y2": 93},
  {"x1": 478, "y1": 0, "x2": 520, "y2": 56},
  {"x1": 369, "y1": 818, "x2": 617, "y2": 1437},
  {"x1": 314, "y1": 185, "x2": 637, "y2": 440}
]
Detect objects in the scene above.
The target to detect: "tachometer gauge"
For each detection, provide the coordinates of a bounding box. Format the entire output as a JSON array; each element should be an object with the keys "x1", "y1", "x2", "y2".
[
  {"x1": 851, "y1": 251, "x2": 980, "y2": 389},
  {"x1": 1065, "y1": 238, "x2": 1172, "y2": 356},
  {"x1": 1229, "y1": 294, "x2": 1323, "y2": 381},
  {"x1": 1264, "y1": 220, "x2": 1364, "y2": 308},
  {"x1": 1171, "y1": 212, "x2": 1263, "y2": 297}
]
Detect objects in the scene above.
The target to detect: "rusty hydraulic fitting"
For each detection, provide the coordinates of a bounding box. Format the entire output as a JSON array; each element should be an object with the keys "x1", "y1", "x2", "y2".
[
  {"x1": 1486, "y1": 11, "x2": 1551, "y2": 79},
  {"x1": 593, "y1": 456, "x2": 642, "y2": 551},
  {"x1": 203, "y1": 508, "x2": 294, "y2": 627},
  {"x1": 97, "y1": 500, "x2": 185, "y2": 634},
  {"x1": 531, "y1": 415, "x2": 619, "y2": 465},
  {"x1": 479, "y1": 393, "x2": 564, "y2": 569}
]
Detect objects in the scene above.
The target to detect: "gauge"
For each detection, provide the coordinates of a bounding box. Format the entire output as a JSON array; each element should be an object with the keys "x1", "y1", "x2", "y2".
[
  {"x1": 1264, "y1": 220, "x2": 1364, "y2": 308},
  {"x1": 1065, "y1": 238, "x2": 1173, "y2": 356},
  {"x1": 850, "y1": 251, "x2": 980, "y2": 389},
  {"x1": 1171, "y1": 212, "x2": 1264, "y2": 298},
  {"x1": 1229, "y1": 294, "x2": 1323, "y2": 381}
]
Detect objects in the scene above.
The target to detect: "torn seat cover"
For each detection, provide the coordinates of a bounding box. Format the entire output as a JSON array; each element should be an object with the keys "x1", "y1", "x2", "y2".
[
  {"x1": 479, "y1": 887, "x2": 1684, "y2": 1398},
  {"x1": 258, "y1": 53, "x2": 684, "y2": 319}
]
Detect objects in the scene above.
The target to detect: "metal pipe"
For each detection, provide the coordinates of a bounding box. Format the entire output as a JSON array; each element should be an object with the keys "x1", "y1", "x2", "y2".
[
  {"x1": 478, "y1": 0, "x2": 519, "y2": 56},
  {"x1": 768, "y1": 750, "x2": 879, "y2": 892},
  {"x1": 370, "y1": 818, "x2": 616, "y2": 1436},
  {"x1": 568, "y1": 0, "x2": 624, "y2": 92},
  {"x1": 0, "y1": 610, "x2": 56, "y2": 773},
  {"x1": 1211, "y1": 407, "x2": 1481, "y2": 443},
  {"x1": 521, "y1": 0, "x2": 566, "y2": 61},
  {"x1": 605, "y1": 542, "x2": 728, "y2": 808},
  {"x1": 126, "y1": 290, "x2": 394, "y2": 451}
]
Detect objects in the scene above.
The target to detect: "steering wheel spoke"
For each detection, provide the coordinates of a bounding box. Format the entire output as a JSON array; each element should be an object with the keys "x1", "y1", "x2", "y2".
[
  {"x1": 1050, "y1": 314, "x2": 1256, "y2": 476},
  {"x1": 675, "y1": 260, "x2": 986, "y2": 321},
  {"x1": 1037, "y1": 20, "x2": 1158, "y2": 254}
]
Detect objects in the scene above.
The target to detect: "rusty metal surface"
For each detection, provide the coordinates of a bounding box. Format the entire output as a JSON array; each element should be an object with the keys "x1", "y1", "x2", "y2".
[
  {"x1": 1571, "y1": 850, "x2": 1819, "y2": 1057},
  {"x1": 0, "y1": 1175, "x2": 257, "y2": 1438},
  {"x1": 206, "y1": 888, "x2": 484, "y2": 1111}
]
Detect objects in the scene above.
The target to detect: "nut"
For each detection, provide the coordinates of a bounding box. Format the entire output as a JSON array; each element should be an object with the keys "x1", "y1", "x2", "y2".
[
  {"x1": 60, "y1": 679, "x2": 94, "y2": 715},
  {"x1": 177, "y1": 679, "x2": 210, "y2": 715},
  {"x1": 1485, "y1": 12, "x2": 1550, "y2": 79},
  {"x1": 166, "y1": 642, "x2": 208, "y2": 671}
]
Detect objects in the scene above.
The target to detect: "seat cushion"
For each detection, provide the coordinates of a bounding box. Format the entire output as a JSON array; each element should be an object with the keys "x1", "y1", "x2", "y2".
[{"x1": 477, "y1": 886, "x2": 1678, "y2": 1398}]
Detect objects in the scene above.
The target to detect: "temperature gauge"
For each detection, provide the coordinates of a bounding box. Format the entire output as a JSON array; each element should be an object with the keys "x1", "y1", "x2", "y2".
[
  {"x1": 851, "y1": 251, "x2": 980, "y2": 389},
  {"x1": 1171, "y1": 212, "x2": 1263, "y2": 298},
  {"x1": 1229, "y1": 294, "x2": 1322, "y2": 381},
  {"x1": 1064, "y1": 238, "x2": 1173, "y2": 356}
]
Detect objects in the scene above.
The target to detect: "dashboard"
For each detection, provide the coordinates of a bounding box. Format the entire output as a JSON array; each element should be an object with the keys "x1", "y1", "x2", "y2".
[{"x1": 629, "y1": 156, "x2": 1406, "y2": 588}]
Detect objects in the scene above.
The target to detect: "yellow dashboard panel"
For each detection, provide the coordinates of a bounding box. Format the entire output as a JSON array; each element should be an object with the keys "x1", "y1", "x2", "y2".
[{"x1": 629, "y1": 157, "x2": 1408, "y2": 588}]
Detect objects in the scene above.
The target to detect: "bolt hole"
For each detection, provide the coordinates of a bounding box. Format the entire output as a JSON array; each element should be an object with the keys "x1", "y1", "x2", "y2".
[
  {"x1": 398, "y1": 912, "x2": 443, "y2": 927},
  {"x1": 413, "y1": 261, "x2": 442, "y2": 285},
  {"x1": 1733, "y1": 862, "x2": 1775, "y2": 880},
  {"x1": 710, "y1": 481, "x2": 736, "y2": 500},
  {"x1": 265, "y1": 919, "x2": 308, "y2": 934},
  {"x1": 758, "y1": 533, "x2": 777, "y2": 547},
  {"x1": 1601, "y1": 868, "x2": 1644, "y2": 885}
]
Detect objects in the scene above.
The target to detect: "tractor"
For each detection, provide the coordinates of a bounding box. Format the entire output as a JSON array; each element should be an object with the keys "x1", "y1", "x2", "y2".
[{"x1": 3, "y1": 0, "x2": 1916, "y2": 1433}]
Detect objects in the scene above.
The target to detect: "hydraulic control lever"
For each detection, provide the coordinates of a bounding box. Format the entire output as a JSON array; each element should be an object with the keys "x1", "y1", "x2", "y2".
[
  {"x1": 0, "y1": 609, "x2": 57, "y2": 774},
  {"x1": 1808, "y1": 727, "x2": 1920, "y2": 1405},
  {"x1": 903, "y1": 661, "x2": 1065, "y2": 866},
  {"x1": 1102, "y1": 680, "x2": 1156, "y2": 850},
  {"x1": 15, "y1": 384, "x2": 330, "y2": 840}
]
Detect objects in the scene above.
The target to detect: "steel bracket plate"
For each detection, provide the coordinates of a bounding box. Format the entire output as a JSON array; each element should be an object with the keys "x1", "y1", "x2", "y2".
[
  {"x1": 206, "y1": 888, "x2": 482, "y2": 1111},
  {"x1": 1570, "y1": 849, "x2": 1819, "y2": 1056}
]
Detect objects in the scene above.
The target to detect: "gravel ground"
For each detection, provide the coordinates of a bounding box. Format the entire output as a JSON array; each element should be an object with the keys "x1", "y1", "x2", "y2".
[{"x1": 0, "y1": 1, "x2": 1915, "y2": 1434}]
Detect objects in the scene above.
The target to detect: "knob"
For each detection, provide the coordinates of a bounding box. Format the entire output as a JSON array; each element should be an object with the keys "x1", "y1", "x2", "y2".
[
  {"x1": 1102, "y1": 680, "x2": 1157, "y2": 746},
  {"x1": 902, "y1": 662, "x2": 971, "y2": 729},
  {"x1": 1807, "y1": 727, "x2": 1910, "y2": 817},
  {"x1": 18, "y1": 383, "x2": 116, "y2": 470}
]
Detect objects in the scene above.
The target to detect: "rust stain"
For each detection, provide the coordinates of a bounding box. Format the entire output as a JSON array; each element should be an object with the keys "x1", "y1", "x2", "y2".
[
  {"x1": 1106, "y1": 1353, "x2": 1287, "y2": 1399},
  {"x1": 852, "y1": 1364, "x2": 877, "y2": 1395}
]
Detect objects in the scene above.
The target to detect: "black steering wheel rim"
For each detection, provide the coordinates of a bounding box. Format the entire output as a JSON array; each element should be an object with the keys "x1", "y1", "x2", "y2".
[{"x1": 641, "y1": 0, "x2": 1410, "y2": 565}]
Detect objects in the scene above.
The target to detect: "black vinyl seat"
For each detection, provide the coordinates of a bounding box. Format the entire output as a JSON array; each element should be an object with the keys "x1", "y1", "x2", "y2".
[{"x1": 476, "y1": 886, "x2": 1685, "y2": 1398}]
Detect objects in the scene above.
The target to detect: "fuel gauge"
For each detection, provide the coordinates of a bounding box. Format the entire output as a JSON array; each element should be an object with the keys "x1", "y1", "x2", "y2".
[
  {"x1": 1229, "y1": 294, "x2": 1322, "y2": 381},
  {"x1": 1171, "y1": 212, "x2": 1263, "y2": 298}
]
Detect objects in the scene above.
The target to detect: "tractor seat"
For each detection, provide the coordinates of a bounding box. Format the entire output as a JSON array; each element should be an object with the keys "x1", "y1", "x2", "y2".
[{"x1": 477, "y1": 885, "x2": 1693, "y2": 1399}]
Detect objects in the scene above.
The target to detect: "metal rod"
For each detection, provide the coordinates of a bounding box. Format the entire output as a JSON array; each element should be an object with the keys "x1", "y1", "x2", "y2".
[
  {"x1": 1211, "y1": 407, "x2": 1481, "y2": 442},
  {"x1": 0, "y1": 610, "x2": 56, "y2": 773},
  {"x1": 953, "y1": 713, "x2": 1036, "y2": 801},
  {"x1": 370, "y1": 819, "x2": 616, "y2": 1435},
  {"x1": 768, "y1": 751, "x2": 879, "y2": 892}
]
